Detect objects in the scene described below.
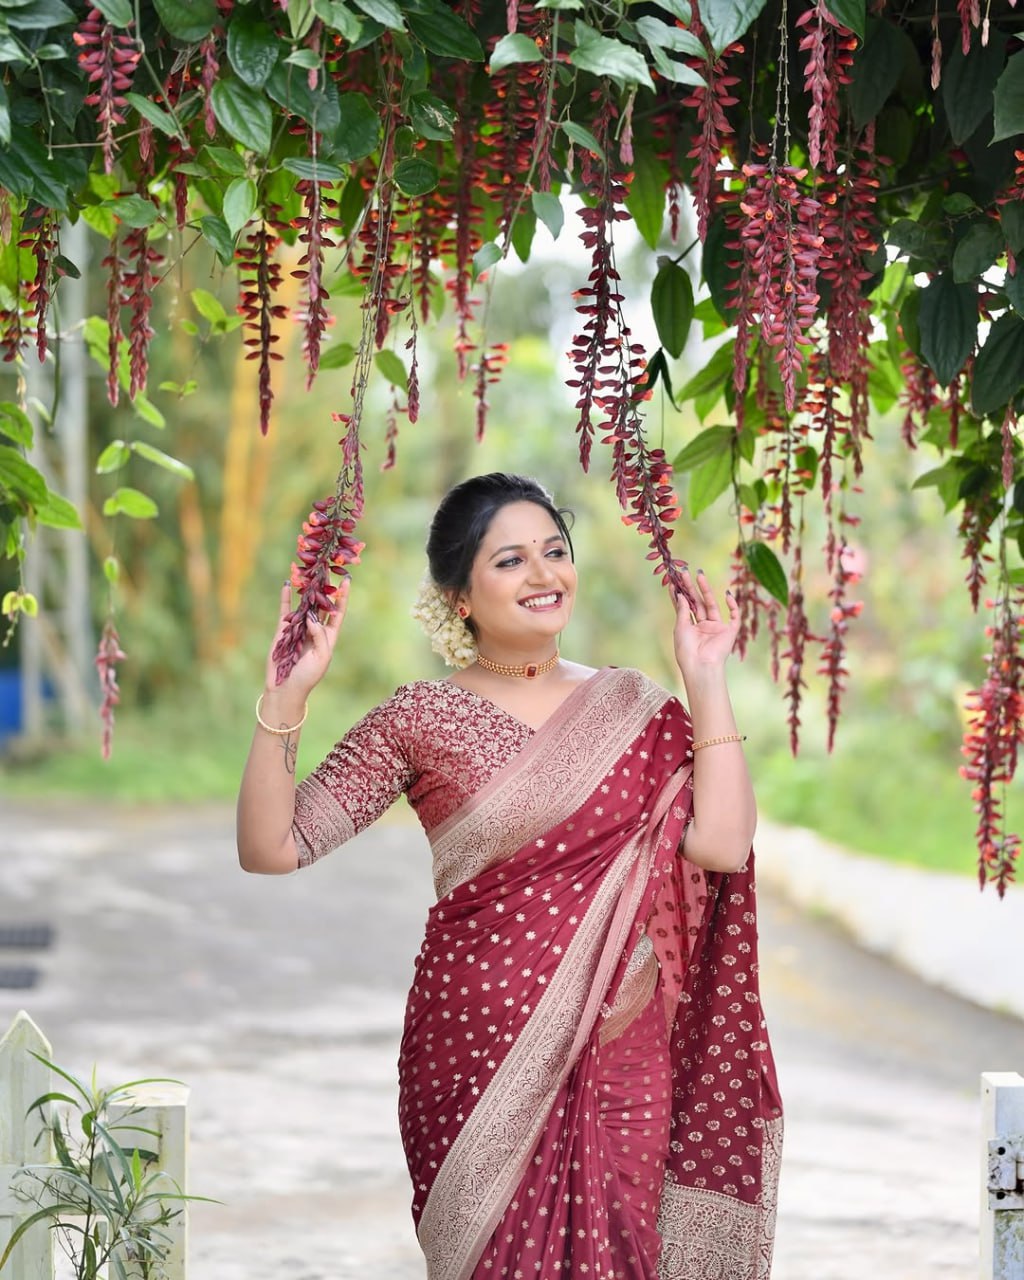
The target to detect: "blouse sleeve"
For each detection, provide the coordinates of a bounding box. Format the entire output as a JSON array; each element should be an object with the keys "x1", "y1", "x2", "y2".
[{"x1": 292, "y1": 685, "x2": 418, "y2": 868}]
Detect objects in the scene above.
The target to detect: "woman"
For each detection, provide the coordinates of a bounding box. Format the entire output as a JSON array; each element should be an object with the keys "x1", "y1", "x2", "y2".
[{"x1": 237, "y1": 473, "x2": 782, "y2": 1279}]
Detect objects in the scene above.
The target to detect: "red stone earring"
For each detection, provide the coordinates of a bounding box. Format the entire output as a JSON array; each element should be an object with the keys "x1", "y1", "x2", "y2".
[{"x1": 458, "y1": 605, "x2": 469, "y2": 619}]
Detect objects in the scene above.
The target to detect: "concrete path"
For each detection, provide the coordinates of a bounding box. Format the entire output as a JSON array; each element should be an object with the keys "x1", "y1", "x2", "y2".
[{"x1": 0, "y1": 801, "x2": 1021, "y2": 1279}]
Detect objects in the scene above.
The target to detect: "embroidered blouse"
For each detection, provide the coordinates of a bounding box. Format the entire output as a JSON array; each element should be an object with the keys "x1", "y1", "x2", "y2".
[{"x1": 292, "y1": 680, "x2": 535, "y2": 869}]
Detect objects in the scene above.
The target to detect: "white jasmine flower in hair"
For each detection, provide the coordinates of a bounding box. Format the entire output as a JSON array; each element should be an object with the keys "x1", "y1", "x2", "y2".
[{"x1": 412, "y1": 577, "x2": 477, "y2": 668}]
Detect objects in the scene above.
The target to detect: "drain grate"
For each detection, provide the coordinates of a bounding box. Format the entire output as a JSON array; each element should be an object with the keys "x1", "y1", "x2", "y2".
[
  {"x1": 0, "y1": 966, "x2": 40, "y2": 989},
  {"x1": 0, "y1": 923, "x2": 54, "y2": 949}
]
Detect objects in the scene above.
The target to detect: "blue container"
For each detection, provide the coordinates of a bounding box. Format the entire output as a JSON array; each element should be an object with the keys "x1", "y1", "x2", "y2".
[{"x1": 0, "y1": 669, "x2": 21, "y2": 738}]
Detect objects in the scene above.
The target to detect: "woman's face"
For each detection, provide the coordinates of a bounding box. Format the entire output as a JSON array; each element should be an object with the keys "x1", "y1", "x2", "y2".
[{"x1": 458, "y1": 501, "x2": 577, "y2": 654}]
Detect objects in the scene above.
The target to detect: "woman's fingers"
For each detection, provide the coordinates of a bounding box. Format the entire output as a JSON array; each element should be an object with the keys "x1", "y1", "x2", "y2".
[{"x1": 279, "y1": 580, "x2": 292, "y2": 618}]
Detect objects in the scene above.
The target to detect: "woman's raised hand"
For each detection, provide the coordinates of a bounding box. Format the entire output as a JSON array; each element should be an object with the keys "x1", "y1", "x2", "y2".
[
  {"x1": 671, "y1": 567, "x2": 740, "y2": 684},
  {"x1": 263, "y1": 577, "x2": 349, "y2": 702}
]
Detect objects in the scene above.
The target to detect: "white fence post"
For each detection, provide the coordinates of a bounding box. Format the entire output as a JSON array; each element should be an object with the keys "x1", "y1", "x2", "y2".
[
  {"x1": 0, "y1": 1011, "x2": 54, "y2": 1280},
  {"x1": 982, "y1": 1071, "x2": 1024, "y2": 1280},
  {"x1": 108, "y1": 1084, "x2": 190, "y2": 1280}
]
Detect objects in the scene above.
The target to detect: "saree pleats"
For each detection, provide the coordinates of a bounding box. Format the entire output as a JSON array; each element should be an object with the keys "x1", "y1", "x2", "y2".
[{"x1": 398, "y1": 668, "x2": 782, "y2": 1280}]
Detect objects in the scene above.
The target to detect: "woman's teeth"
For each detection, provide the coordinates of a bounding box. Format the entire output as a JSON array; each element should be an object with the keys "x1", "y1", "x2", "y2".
[{"x1": 521, "y1": 594, "x2": 559, "y2": 609}]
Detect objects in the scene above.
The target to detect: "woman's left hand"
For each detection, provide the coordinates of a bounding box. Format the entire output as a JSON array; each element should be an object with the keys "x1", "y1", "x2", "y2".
[{"x1": 672, "y1": 567, "x2": 740, "y2": 681}]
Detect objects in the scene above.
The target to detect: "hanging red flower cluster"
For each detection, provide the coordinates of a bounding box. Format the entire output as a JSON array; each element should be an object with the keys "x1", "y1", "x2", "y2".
[
  {"x1": 818, "y1": 538, "x2": 864, "y2": 751},
  {"x1": 72, "y1": 8, "x2": 141, "y2": 176},
  {"x1": 237, "y1": 223, "x2": 287, "y2": 436},
  {"x1": 19, "y1": 206, "x2": 58, "y2": 363},
  {"x1": 682, "y1": 19, "x2": 742, "y2": 242},
  {"x1": 292, "y1": 175, "x2": 339, "y2": 388},
  {"x1": 94, "y1": 619, "x2": 126, "y2": 762},
  {"x1": 960, "y1": 591, "x2": 1024, "y2": 896},
  {"x1": 797, "y1": 0, "x2": 856, "y2": 173}
]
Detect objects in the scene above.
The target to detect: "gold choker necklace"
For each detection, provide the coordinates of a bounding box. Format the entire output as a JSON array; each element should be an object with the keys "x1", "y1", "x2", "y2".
[{"x1": 476, "y1": 652, "x2": 559, "y2": 679}]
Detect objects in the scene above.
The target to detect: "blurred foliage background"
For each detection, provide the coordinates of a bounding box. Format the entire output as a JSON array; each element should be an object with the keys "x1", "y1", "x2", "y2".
[{"x1": 0, "y1": 216, "x2": 1016, "y2": 877}]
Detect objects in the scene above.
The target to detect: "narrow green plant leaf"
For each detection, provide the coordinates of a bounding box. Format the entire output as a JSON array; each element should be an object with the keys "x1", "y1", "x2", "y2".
[
  {"x1": 314, "y1": 0, "x2": 362, "y2": 41},
  {"x1": 822, "y1": 0, "x2": 864, "y2": 39},
  {"x1": 921, "y1": 273, "x2": 977, "y2": 384},
  {"x1": 393, "y1": 156, "x2": 439, "y2": 196},
  {"x1": 625, "y1": 150, "x2": 667, "y2": 250},
  {"x1": 689, "y1": 449, "x2": 733, "y2": 518},
  {"x1": 408, "y1": 92, "x2": 455, "y2": 140},
  {"x1": 350, "y1": 0, "x2": 403, "y2": 29},
  {"x1": 211, "y1": 78, "x2": 273, "y2": 154},
  {"x1": 1005, "y1": 266, "x2": 1024, "y2": 316},
  {"x1": 673, "y1": 423, "x2": 734, "y2": 471},
  {"x1": 744, "y1": 540, "x2": 789, "y2": 605},
  {"x1": 943, "y1": 38, "x2": 1004, "y2": 145},
  {"x1": 471, "y1": 240, "x2": 502, "y2": 282},
  {"x1": 561, "y1": 120, "x2": 604, "y2": 160},
  {"x1": 375, "y1": 348, "x2": 408, "y2": 390},
  {"x1": 125, "y1": 93, "x2": 179, "y2": 137},
  {"x1": 332, "y1": 92, "x2": 380, "y2": 162},
  {"x1": 0, "y1": 401, "x2": 33, "y2": 448},
  {"x1": 34, "y1": 490, "x2": 82, "y2": 530},
  {"x1": 282, "y1": 157, "x2": 347, "y2": 182},
  {"x1": 511, "y1": 202, "x2": 536, "y2": 262},
  {"x1": 570, "y1": 22, "x2": 654, "y2": 90},
  {"x1": 227, "y1": 14, "x2": 280, "y2": 88},
  {"x1": 103, "y1": 487, "x2": 159, "y2": 519},
  {"x1": 152, "y1": 0, "x2": 216, "y2": 41},
  {"x1": 643, "y1": 348, "x2": 679, "y2": 408},
  {"x1": 131, "y1": 441, "x2": 195, "y2": 481},
  {"x1": 95, "y1": 441, "x2": 131, "y2": 474},
  {"x1": 287, "y1": 0, "x2": 317, "y2": 40},
  {"x1": 0, "y1": 83, "x2": 9, "y2": 149},
  {"x1": 971, "y1": 310, "x2": 1024, "y2": 415},
  {"x1": 406, "y1": 3, "x2": 483, "y2": 59},
  {"x1": 531, "y1": 191, "x2": 564, "y2": 240},
  {"x1": 952, "y1": 221, "x2": 1003, "y2": 281},
  {"x1": 993, "y1": 52, "x2": 1024, "y2": 142},
  {"x1": 700, "y1": 0, "x2": 768, "y2": 56},
  {"x1": 0, "y1": 1204, "x2": 83, "y2": 1270},
  {"x1": 651, "y1": 258, "x2": 694, "y2": 357},
  {"x1": 645, "y1": 42, "x2": 707, "y2": 87},
  {"x1": 634, "y1": 16, "x2": 706, "y2": 57},
  {"x1": 93, "y1": 0, "x2": 132, "y2": 25},
  {"x1": 490, "y1": 31, "x2": 543, "y2": 72},
  {"x1": 221, "y1": 177, "x2": 257, "y2": 236}
]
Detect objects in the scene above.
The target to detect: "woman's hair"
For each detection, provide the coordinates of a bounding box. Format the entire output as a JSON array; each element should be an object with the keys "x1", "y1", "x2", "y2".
[{"x1": 426, "y1": 473, "x2": 574, "y2": 594}]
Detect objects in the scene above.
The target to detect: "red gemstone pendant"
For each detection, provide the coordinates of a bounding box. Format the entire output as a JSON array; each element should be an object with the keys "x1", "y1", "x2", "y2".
[{"x1": 524, "y1": 663, "x2": 539, "y2": 678}]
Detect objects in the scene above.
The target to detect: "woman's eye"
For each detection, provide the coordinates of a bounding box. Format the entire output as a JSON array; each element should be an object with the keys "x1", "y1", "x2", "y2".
[
  {"x1": 496, "y1": 556, "x2": 522, "y2": 569},
  {"x1": 546, "y1": 547, "x2": 567, "y2": 559}
]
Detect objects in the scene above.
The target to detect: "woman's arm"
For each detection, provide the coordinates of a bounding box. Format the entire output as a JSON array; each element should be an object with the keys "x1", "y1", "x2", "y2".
[
  {"x1": 672, "y1": 568, "x2": 756, "y2": 874},
  {"x1": 236, "y1": 580, "x2": 347, "y2": 874}
]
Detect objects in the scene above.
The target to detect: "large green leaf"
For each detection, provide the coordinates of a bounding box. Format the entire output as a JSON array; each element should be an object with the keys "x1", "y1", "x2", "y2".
[
  {"x1": 624, "y1": 150, "x2": 667, "y2": 250},
  {"x1": 221, "y1": 177, "x2": 257, "y2": 236},
  {"x1": 125, "y1": 93, "x2": 179, "y2": 136},
  {"x1": 152, "y1": 0, "x2": 216, "y2": 41},
  {"x1": 943, "y1": 38, "x2": 1004, "y2": 145},
  {"x1": 918, "y1": 272, "x2": 976, "y2": 386},
  {"x1": 972, "y1": 311, "x2": 1024, "y2": 415},
  {"x1": 198, "y1": 215, "x2": 234, "y2": 266},
  {"x1": 1002, "y1": 202, "x2": 1024, "y2": 255},
  {"x1": 561, "y1": 120, "x2": 604, "y2": 159},
  {"x1": 0, "y1": 83, "x2": 8, "y2": 149},
  {"x1": 406, "y1": 3, "x2": 484, "y2": 60},
  {"x1": 93, "y1": 0, "x2": 132, "y2": 25},
  {"x1": 634, "y1": 15, "x2": 706, "y2": 58},
  {"x1": 702, "y1": 216, "x2": 738, "y2": 323},
  {"x1": 673, "y1": 423, "x2": 735, "y2": 471},
  {"x1": 689, "y1": 449, "x2": 733, "y2": 518},
  {"x1": 1005, "y1": 267, "x2": 1024, "y2": 316},
  {"x1": 645, "y1": 42, "x2": 707, "y2": 88},
  {"x1": 511, "y1": 203, "x2": 536, "y2": 263},
  {"x1": 700, "y1": 0, "x2": 769, "y2": 57},
  {"x1": 651, "y1": 259, "x2": 694, "y2": 359},
  {"x1": 570, "y1": 22, "x2": 654, "y2": 90},
  {"x1": 227, "y1": 15, "x2": 280, "y2": 89},
  {"x1": 0, "y1": 445, "x2": 47, "y2": 505},
  {"x1": 35, "y1": 489, "x2": 82, "y2": 529},
  {"x1": 131, "y1": 441, "x2": 195, "y2": 481},
  {"x1": 849, "y1": 19, "x2": 907, "y2": 129},
  {"x1": 532, "y1": 191, "x2": 564, "y2": 240},
  {"x1": 822, "y1": 0, "x2": 864, "y2": 39},
  {"x1": 5, "y1": 0, "x2": 74, "y2": 29},
  {"x1": 332, "y1": 92, "x2": 380, "y2": 162},
  {"x1": 102, "y1": 487, "x2": 159, "y2": 519},
  {"x1": 993, "y1": 52, "x2": 1024, "y2": 142},
  {"x1": 375, "y1": 349, "x2": 408, "y2": 390},
  {"x1": 282, "y1": 156, "x2": 347, "y2": 182},
  {"x1": 0, "y1": 401, "x2": 33, "y2": 448},
  {"x1": 953, "y1": 221, "x2": 1003, "y2": 283},
  {"x1": 490, "y1": 32, "x2": 543, "y2": 73},
  {"x1": 678, "y1": 339, "x2": 735, "y2": 401},
  {"x1": 350, "y1": 0, "x2": 404, "y2": 29},
  {"x1": 107, "y1": 195, "x2": 159, "y2": 228},
  {"x1": 393, "y1": 156, "x2": 439, "y2": 196},
  {"x1": 408, "y1": 92, "x2": 455, "y2": 141},
  {"x1": 745, "y1": 541, "x2": 789, "y2": 605},
  {"x1": 266, "y1": 64, "x2": 341, "y2": 133},
  {"x1": 211, "y1": 78, "x2": 273, "y2": 154}
]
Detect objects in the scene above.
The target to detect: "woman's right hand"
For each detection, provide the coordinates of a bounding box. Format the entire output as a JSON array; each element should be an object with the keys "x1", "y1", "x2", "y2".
[{"x1": 262, "y1": 577, "x2": 349, "y2": 707}]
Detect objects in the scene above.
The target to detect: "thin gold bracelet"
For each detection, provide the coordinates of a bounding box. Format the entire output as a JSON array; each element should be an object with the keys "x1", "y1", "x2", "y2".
[
  {"x1": 255, "y1": 693, "x2": 309, "y2": 736},
  {"x1": 691, "y1": 733, "x2": 746, "y2": 752}
]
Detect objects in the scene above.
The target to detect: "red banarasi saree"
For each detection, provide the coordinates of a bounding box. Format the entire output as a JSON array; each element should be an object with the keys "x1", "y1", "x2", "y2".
[{"x1": 293, "y1": 666, "x2": 783, "y2": 1279}]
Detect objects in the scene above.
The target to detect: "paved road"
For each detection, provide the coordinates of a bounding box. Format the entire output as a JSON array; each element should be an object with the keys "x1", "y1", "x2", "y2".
[{"x1": 1, "y1": 801, "x2": 1021, "y2": 1279}]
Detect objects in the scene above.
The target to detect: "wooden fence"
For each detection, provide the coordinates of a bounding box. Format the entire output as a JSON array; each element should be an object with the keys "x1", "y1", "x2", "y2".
[
  {"x1": 0, "y1": 1011, "x2": 189, "y2": 1280},
  {"x1": 984, "y1": 1072, "x2": 1024, "y2": 1280}
]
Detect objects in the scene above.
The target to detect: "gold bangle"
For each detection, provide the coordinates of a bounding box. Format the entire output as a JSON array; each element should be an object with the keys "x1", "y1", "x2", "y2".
[
  {"x1": 255, "y1": 693, "x2": 308, "y2": 736},
  {"x1": 691, "y1": 733, "x2": 746, "y2": 752}
]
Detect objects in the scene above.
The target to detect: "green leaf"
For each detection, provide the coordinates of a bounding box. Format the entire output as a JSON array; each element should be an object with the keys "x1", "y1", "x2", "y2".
[
  {"x1": 314, "y1": 0, "x2": 363, "y2": 41},
  {"x1": 625, "y1": 150, "x2": 667, "y2": 250},
  {"x1": 822, "y1": 0, "x2": 864, "y2": 38},
  {"x1": 282, "y1": 157, "x2": 347, "y2": 182},
  {"x1": 5, "y1": 0, "x2": 75, "y2": 29},
  {"x1": 392, "y1": 156, "x2": 439, "y2": 196},
  {"x1": 645, "y1": 42, "x2": 707, "y2": 87},
  {"x1": 702, "y1": 215, "x2": 738, "y2": 323},
  {"x1": 0, "y1": 445, "x2": 47, "y2": 505},
  {"x1": 535, "y1": 0, "x2": 582, "y2": 8},
  {"x1": 886, "y1": 217, "x2": 938, "y2": 262},
  {"x1": 104, "y1": 555, "x2": 120, "y2": 584},
  {"x1": 93, "y1": 0, "x2": 132, "y2": 25},
  {"x1": 943, "y1": 38, "x2": 1004, "y2": 145},
  {"x1": 125, "y1": 93, "x2": 179, "y2": 136},
  {"x1": 972, "y1": 311, "x2": 1024, "y2": 416},
  {"x1": 993, "y1": 52, "x2": 1024, "y2": 143},
  {"x1": 222, "y1": 177, "x2": 257, "y2": 236},
  {"x1": 0, "y1": 401, "x2": 33, "y2": 448},
  {"x1": 943, "y1": 192, "x2": 980, "y2": 216},
  {"x1": 211, "y1": 78, "x2": 273, "y2": 154},
  {"x1": 107, "y1": 195, "x2": 158, "y2": 228},
  {"x1": 532, "y1": 191, "x2": 564, "y2": 240},
  {"x1": 745, "y1": 541, "x2": 789, "y2": 605},
  {"x1": 1002, "y1": 202, "x2": 1024, "y2": 255},
  {"x1": 849, "y1": 18, "x2": 906, "y2": 130},
  {"x1": 472, "y1": 240, "x2": 502, "y2": 282},
  {"x1": 700, "y1": 0, "x2": 769, "y2": 57},
  {"x1": 408, "y1": 92, "x2": 455, "y2": 140},
  {"x1": 286, "y1": 0, "x2": 316, "y2": 38},
  {"x1": 375, "y1": 348, "x2": 408, "y2": 390},
  {"x1": 319, "y1": 341, "x2": 356, "y2": 369},
  {"x1": 1005, "y1": 267, "x2": 1024, "y2": 317},
  {"x1": 191, "y1": 288, "x2": 227, "y2": 324},
  {"x1": 131, "y1": 441, "x2": 195, "y2": 480},
  {"x1": 285, "y1": 48, "x2": 322, "y2": 70},
  {"x1": 35, "y1": 489, "x2": 82, "y2": 529},
  {"x1": 350, "y1": 0, "x2": 404, "y2": 28},
  {"x1": 652, "y1": 0, "x2": 693, "y2": 20},
  {"x1": 634, "y1": 15, "x2": 706, "y2": 58},
  {"x1": 511, "y1": 202, "x2": 536, "y2": 262},
  {"x1": 650, "y1": 258, "x2": 694, "y2": 358},
  {"x1": 103, "y1": 487, "x2": 159, "y2": 519},
  {"x1": 132, "y1": 392, "x2": 166, "y2": 431},
  {"x1": 227, "y1": 14, "x2": 280, "y2": 89},
  {"x1": 918, "y1": 272, "x2": 976, "y2": 386},
  {"x1": 689, "y1": 448, "x2": 733, "y2": 518},
  {"x1": 678, "y1": 339, "x2": 735, "y2": 402},
  {"x1": 0, "y1": 82, "x2": 9, "y2": 149},
  {"x1": 152, "y1": 0, "x2": 216, "y2": 41},
  {"x1": 406, "y1": 3, "x2": 483, "y2": 59},
  {"x1": 331, "y1": 92, "x2": 380, "y2": 162},
  {"x1": 490, "y1": 31, "x2": 543, "y2": 72},
  {"x1": 561, "y1": 119, "x2": 604, "y2": 160},
  {"x1": 198, "y1": 215, "x2": 234, "y2": 266},
  {"x1": 643, "y1": 347, "x2": 679, "y2": 408},
  {"x1": 953, "y1": 221, "x2": 1003, "y2": 282},
  {"x1": 204, "y1": 145, "x2": 248, "y2": 176},
  {"x1": 95, "y1": 441, "x2": 131, "y2": 474},
  {"x1": 673, "y1": 423, "x2": 734, "y2": 471},
  {"x1": 570, "y1": 21, "x2": 654, "y2": 90}
]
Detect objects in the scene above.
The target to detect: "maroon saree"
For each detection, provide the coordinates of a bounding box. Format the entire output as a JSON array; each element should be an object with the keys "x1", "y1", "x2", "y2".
[{"x1": 396, "y1": 667, "x2": 783, "y2": 1279}]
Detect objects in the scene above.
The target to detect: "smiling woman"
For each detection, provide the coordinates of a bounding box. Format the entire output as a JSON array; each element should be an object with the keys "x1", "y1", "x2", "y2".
[{"x1": 235, "y1": 473, "x2": 782, "y2": 1279}]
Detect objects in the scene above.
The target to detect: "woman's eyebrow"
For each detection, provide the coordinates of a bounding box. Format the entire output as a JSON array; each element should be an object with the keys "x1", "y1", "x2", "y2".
[{"x1": 488, "y1": 535, "x2": 564, "y2": 561}]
